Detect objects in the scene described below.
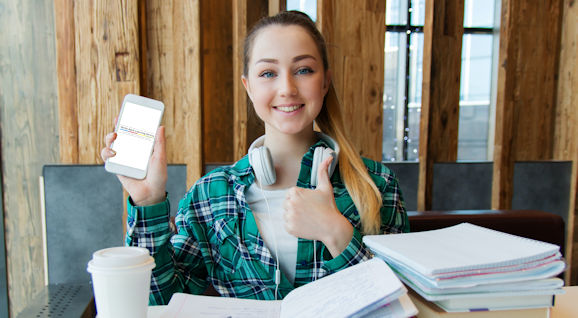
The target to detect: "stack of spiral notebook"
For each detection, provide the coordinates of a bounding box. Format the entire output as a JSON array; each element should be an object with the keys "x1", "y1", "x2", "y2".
[{"x1": 363, "y1": 223, "x2": 566, "y2": 313}]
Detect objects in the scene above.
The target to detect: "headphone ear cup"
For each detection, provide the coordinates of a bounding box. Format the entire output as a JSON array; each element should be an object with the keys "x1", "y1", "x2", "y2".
[
  {"x1": 310, "y1": 147, "x2": 337, "y2": 187},
  {"x1": 249, "y1": 146, "x2": 276, "y2": 186}
]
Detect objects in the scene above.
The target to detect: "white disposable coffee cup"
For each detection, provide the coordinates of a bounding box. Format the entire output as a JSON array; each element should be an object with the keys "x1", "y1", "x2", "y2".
[{"x1": 87, "y1": 246, "x2": 155, "y2": 318}]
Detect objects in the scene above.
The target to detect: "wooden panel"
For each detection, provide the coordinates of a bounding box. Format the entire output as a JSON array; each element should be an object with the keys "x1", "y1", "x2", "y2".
[
  {"x1": 233, "y1": 0, "x2": 248, "y2": 161},
  {"x1": 268, "y1": 0, "x2": 286, "y2": 16},
  {"x1": 0, "y1": 1, "x2": 60, "y2": 316},
  {"x1": 233, "y1": 0, "x2": 268, "y2": 161},
  {"x1": 512, "y1": 1, "x2": 560, "y2": 160},
  {"x1": 554, "y1": 0, "x2": 577, "y2": 285},
  {"x1": 142, "y1": 0, "x2": 202, "y2": 186},
  {"x1": 74, "y1": 0, "x2": 140, "y2": 164},
  {"x1": 317, "y1": 0, "x2": 385, "y2": 160},
  {"x1": 201, "y1": 1, "x2": 234, "y2": 164},
  {"x1": 417, "y1": 0, "x2": 464, "y2": 210},
  {"x1": 492, "y1": 0, "x2": 563, "y2": 209},
  {"x1": 492, "y1": 0, "x2": 517, "y2": 209},
  {"x1": 54, "y1": 0, "x2": 79, "y2": 163}
]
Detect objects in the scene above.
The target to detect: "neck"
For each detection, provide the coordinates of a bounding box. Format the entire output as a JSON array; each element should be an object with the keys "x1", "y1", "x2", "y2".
[
  {"x1": 259, "y1": 128, "x2": 318, "y2": 189},
  {"x1": 263, "y1": 129, "x2": 317, "y2": 164}
]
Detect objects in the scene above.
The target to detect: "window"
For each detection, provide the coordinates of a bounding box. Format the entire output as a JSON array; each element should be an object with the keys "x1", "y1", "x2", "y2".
[
  {"x1": 286, "y1": 0, "x2": 317, "y2": 21},
  {"x1": 383, "y1": 0, "x2": 500, "y2": 162}
]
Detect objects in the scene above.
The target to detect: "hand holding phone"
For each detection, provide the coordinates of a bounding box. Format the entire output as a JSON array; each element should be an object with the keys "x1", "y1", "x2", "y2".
[
  {"x1": 105, "y1": 94, "x2": 164, "y2": 179},
  {"x1": 102, "y1": 94, "x2": 167, "y2": 206}
]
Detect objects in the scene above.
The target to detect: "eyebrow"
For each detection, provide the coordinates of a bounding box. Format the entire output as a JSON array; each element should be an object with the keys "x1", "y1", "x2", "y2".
[{"x1": 255, "y1": 54, "x2": 317, "y2": 65}]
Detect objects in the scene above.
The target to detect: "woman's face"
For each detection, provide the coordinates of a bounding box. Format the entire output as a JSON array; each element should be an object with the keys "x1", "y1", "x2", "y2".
[{"x1": 242, "y1": 24, "x2": 330, "y2": 137}]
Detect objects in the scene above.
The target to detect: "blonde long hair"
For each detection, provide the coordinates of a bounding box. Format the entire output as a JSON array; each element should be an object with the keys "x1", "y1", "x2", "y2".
[{"x1": 244, "y1": 11, "x2": 382, "y2": 234}]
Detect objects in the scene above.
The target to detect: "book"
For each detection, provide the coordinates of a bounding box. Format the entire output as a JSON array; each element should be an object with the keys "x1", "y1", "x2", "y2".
[
  {"x1": 363, "y1": 223, "x2": 565, "y2": 289},
  {"x1": 408, "y1": 290, "x2": 550, "y2": 318},
  {"x1": 362, "y1": 223, "x2": 565, "y2": 312},
  {"x1": 433, "y1": 293, "x2": 555, "y2": 312},
  {"x1": 161, "y1": 258, "x2": 418, "y2": 318},
  {"x1": 363, "y1": 223, "x2": 563, "y2": 277}
]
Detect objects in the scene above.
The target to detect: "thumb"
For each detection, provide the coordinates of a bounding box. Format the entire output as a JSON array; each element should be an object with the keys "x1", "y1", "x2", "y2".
[
  {"x1": 152, "y1": 126, "x2": 167, "y2": 164},
  {"x1": 316, "y1": 156, "x2": 333, "y2": 191}
]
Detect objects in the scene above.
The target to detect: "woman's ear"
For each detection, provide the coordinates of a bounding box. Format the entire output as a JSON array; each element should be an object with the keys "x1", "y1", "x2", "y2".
[
  {"x1": 241, "y1": 75, "x2": 252, "y2": 100},
  {"x1": 323, "y1": 70, "x2": 332, "y2": 96}
]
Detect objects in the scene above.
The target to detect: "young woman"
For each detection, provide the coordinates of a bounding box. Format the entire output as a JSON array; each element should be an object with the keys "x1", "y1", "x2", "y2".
[{"x1": 101, "y1": 11, "x2": 408, "y2": 305}]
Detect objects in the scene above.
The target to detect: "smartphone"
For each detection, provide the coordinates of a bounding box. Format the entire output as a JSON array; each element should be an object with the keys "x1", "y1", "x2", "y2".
[{"x1": 105, "y1": 94, "x2": 164, "y2": 179}]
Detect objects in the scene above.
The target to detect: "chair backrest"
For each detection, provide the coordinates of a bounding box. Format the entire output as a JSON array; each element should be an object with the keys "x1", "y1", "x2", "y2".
[
  {"x1": 384, "y1": 162, "x2": 419, "y2": 211},
  {"x1": 512, "y1": 161, "x2": 572, "y2": 233},
  {"x1": 431, "y1": 162, "x2": 493, "y2": 210},
  {"x1": 42, "y1": 165, "x2": 124, "y2": 285},
  {"x1": 42, "y1": 164, "x2": 188, "y2": 285},
  {"x1": 166, "y1": 164, "x2": 187, "y2": 217}
]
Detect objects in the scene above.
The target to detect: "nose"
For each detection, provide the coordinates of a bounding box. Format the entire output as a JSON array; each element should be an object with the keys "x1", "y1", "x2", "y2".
[{"x1": 279, "y1": 73, "x2": 297, "y2": 97}]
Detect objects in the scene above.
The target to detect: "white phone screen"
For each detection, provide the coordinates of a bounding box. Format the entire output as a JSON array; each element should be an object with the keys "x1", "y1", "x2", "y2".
[{"x1": 108, "y1": 102, "x2": 162, "y2": 171}]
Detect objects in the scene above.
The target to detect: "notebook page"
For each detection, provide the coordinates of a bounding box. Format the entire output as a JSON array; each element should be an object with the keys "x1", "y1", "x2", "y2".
[
  {"x1": 279, "y1": 258, "x2": 405, "y2": 318},
  {"x1": 363, "y1": 223, "x2": 560, "y2": 276},
  {"x1": 161, "y1": 293, "x2": 281, "y2": 318},
  {"x1": 361, "y1": 293, "x2": 418, "y2": 318}
]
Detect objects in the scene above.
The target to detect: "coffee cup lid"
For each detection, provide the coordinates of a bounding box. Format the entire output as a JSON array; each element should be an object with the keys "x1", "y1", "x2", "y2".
[{"x1": 87, "y1": 246, "x2": 155, "y2": 273}]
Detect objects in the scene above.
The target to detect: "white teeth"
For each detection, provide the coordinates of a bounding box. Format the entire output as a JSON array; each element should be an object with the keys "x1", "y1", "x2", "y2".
[{"x1": 276, "y1": 105, "x2": 302, "y2": 112}]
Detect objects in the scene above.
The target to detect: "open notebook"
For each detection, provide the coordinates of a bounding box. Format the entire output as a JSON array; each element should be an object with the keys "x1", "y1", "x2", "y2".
[{"x1": 161, "y1": 258, "x2": 417, "y2": 318}]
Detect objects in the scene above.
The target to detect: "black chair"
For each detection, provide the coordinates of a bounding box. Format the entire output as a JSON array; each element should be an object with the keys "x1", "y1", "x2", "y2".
[
  {"x1": 512, "y1": 161, "x2": 572, "y2": 229},
  {"x1": 17, "y1": 164, "x2": 188, "y2": 318},
  {"x1": 432, "y1": 162, "x2": 493, "y2": 210},
  {"x1": 384, "y1": 162, "x2": 419, "y2": 211}
]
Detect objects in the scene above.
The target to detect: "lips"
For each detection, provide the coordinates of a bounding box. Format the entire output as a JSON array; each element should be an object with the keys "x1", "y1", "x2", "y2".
[{"x1": 274, "y1": 104, "x2": 304, "y2": 113}]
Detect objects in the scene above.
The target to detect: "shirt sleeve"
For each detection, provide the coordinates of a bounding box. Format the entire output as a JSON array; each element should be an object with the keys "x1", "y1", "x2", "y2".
[
  {"x1": 319, "y1": 162, "x2": 410, "y2": 273},
  {"x1": 126, "y1": 193, "x2": 208, "y2": 305},
  {"x1": 319, "y1": 227, "x2": 372, "y2": 273},
  {"x1": 378, "y1": 168, "x2": 410, "y2": 234}
]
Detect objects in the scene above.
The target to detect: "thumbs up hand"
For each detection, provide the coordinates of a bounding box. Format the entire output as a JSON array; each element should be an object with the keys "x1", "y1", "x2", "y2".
[{"x1": 283, "y1": 157, "x2": 353, "y2": 257}]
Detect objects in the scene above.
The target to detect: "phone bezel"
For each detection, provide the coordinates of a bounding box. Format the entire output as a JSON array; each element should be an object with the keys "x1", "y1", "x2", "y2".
[{"x1": 105, "y1": 94, "x2": 164, "y2": 179}]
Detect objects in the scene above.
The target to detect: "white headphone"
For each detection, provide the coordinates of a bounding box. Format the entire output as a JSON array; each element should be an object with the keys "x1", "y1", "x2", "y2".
[{"x1": 248, "y1": 132, "x2": 340, "y2": 187}]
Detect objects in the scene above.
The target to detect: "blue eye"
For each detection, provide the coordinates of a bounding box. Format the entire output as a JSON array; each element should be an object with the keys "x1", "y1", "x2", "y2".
[
  {"x1": 296, "y1": 68, "x2": 313, "y2": 75},
  {"x1": 259, "y1": 71, "x2": 276, "y2": 78}
]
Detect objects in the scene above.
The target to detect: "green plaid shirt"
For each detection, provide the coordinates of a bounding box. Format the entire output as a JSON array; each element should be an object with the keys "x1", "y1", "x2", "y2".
[{"x1": 126, "y1": 140, "x2": 409, "y2": 305}]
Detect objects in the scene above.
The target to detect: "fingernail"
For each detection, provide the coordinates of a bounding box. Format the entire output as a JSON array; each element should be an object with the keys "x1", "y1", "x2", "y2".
[{"x1": 108, "y1": 149, "x2": 116, "y2": 156}]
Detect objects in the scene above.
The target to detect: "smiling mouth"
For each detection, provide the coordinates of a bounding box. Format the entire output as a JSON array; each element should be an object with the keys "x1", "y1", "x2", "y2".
[{"x1": 274, "y1": 104, "x2": 304, "y2": 113}]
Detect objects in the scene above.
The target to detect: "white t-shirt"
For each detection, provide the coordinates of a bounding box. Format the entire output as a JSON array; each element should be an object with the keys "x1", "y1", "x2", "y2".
[{"x1": 245, "y1": 184, "x2": 298, "y2": 284}]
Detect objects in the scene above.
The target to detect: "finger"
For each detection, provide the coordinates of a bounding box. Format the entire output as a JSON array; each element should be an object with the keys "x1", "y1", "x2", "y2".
[
  {"x1": 100, "y1": 147, "x2": 116, "y2": 161},
  {"x1": 151, "y1": 126, "x2": 166, "y2": 163},
  {"x1": 316, "y1": 156, "x2": 333, "y2": 191},
  {"x1": 105, "y1": 132, "x2": 117, "y2": 148}
]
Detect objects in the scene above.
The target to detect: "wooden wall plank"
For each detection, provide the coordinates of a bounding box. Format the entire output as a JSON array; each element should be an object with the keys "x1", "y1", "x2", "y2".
[
  {"x1": 54, "y1": 0, "x2": 79, "y2": 163},
  {"x1": 554, "y1": 0, "x2": 577, "y2": 285},
  {"x1": 492, "y1": 0, "x2": 517, "y2": 209},
  {"x1": 417, "y1": 0, "x2": 464, "y2": 210},
  {"x1": 268, "y1": 0, "x2": 286, "y2": 16},
  {"x1": 201, "y1": 1, "x2": 234, "y2": 164},
  {"x1": 233, "y1": 0, "x2": 268, "y2": 161},
  {"x1": 0, "y1": 1, "x2": 60, "y2": 316},
  {"x1": 233, "y1": 0, "x2": 248, "y2": 161},
  {"x1": 492, "y1": 0, "x2": 563, "y2": 209},
  {"x1": 142, "y1": 0, "x2": 202, "y2": 186},
  {"x1": 317, "y1": 0, "x2": 385, "y2": 161},
  {"x1": 74, "y1": 0, "x2": 140, "y2": 164}
]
